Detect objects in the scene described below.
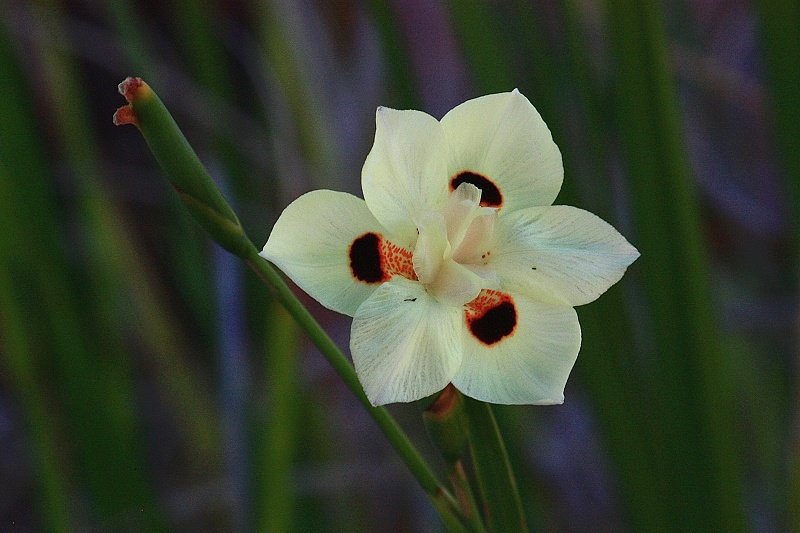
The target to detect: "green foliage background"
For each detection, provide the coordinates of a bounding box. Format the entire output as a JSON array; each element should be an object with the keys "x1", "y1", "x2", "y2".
[{"x1": 0, "y1": 0, "x2": 795, "y2": 531}]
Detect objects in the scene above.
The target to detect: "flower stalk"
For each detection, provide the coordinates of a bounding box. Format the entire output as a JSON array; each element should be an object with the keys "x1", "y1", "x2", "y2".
[
  {"x1": 464, "y1": 398, "x2": 528, "y2": 532},
  {"x1": 114, "y1": 78, "x2": 466, "y2": 530},
  {"x1": 114, "y1": 78, "x2": 250, "y2": 258},
  {"x1": 423, "y1": 385, "x2": 486, "y2": 532}
]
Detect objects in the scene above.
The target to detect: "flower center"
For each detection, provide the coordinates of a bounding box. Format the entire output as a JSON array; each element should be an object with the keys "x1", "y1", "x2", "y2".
[{"x1": 411, "y1": 183, "x2": 498, "y2": 306}]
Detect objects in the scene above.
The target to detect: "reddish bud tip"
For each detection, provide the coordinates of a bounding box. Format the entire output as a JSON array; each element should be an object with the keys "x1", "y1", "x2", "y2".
[
  {"x1": 113, "y1": 105, "x2": 138, "y2": 127},
  {"x1": 426, "y1": 383, "x2": 459, "y2": 418},
  {"x1": 117, "y1": 76, "x2": 153, "y2": 107},
  {"x1": 118, "y1": 77, "x2": 145, "y2": 102}
]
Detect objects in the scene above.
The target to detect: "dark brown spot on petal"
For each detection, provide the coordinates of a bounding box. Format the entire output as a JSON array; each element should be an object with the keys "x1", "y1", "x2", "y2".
[
  {"x1": 349, "y1": 232, "x2": 385, "y2": 283},
  {"x1": 451, "y1": 171, "x2": 503, "y2": 208},
  {"x1": 465, "y1": 290, "x2": 517, "y2": 346},
  {"x1": 349, "y1": 232, "x2": 417, "y2": 283}
]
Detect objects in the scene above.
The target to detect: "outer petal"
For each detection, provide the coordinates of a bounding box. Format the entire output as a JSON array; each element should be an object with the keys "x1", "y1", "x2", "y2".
[
  {"x1": 351, "y1": 277, "x2": 463, "y2": 406},
  {"x1": 492, "y1": 206, "x2": 640, "y2": 306},
  {"x1": 261, "y1": 190, "x2": 388, "y2": 317},
  {"x1": 362, "y1": 107, "x2": 450, "y2": 248},
  {"x1": 440, "y1": 89, "x2": 563, "y2": 213},
  {"x1": 452, "y1": 291, "x2": 581, "y2": 405}
]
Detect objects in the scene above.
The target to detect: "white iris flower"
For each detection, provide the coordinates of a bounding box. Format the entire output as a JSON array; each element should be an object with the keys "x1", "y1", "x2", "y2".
[{"x1": 262, "y1": 90, "x2": 639, "y2": 406}]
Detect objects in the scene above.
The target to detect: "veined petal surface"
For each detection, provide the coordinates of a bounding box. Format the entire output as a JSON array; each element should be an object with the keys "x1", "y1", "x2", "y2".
[
  {"x1": 492, "y1": 205, "x2": 640, "y2": 306},
  {"x1": 351, "y1": 277, "x2": 463, "y2": 406},
  {"x1": 452, "y1": 291, "x2": 581, "y2": 405},
  {"x1": 362, "y1": 107, "x2": 450, "y2": 248},
  {"x1": 440, "y1": 90, "x2": 563, "y2": 213},
  {"x1": 261, "y1": 190, "x2": 389, "y2": 316}
]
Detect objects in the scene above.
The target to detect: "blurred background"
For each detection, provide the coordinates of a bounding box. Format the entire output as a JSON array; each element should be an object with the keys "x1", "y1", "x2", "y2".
[{"x1": 0, "y1": 0, "x2": 797, "y2": 531}]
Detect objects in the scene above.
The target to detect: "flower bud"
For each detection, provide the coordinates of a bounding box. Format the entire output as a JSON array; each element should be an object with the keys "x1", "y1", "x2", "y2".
[
  {"x1": 422, "y1": 384, "x2": 469, "y2": 463},
  {"x1": 114, "y1": 77, "x2": 252, "y2": 258}
]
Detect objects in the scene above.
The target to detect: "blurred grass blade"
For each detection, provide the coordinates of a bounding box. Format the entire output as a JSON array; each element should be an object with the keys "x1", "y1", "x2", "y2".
[
  {"x1": 20, "y1": 1, "x2": 164, "y2": 529},
  {"x1": 364, "y1": 0, "x2": 420, "y2": 108},
  {"x1": 31, "y1": 0, "x2": 220, "y2": 466},
  {"x1": 256, "y1": 303, "x2": 300, "y2": 533},
  {"x1": 756, "y1": 0, "x2": 800, "y2": 237},
  {"x1": 0, "y1": 20, "x2": 71, "y2": 532},
  {"x1": 464, "y1": 398, "x2": 528, "y2": 533},
  {"x1": 754, "y1": 0, "x2": 800, "y2": 526},
  {"x1": 0, "y1": 269, "x2": 70, "y2": 533},
  {"x1": 446, "y1": 0, "x2": 514, "y2": 93},
  {"x1": 252, "y1": 0, "x2": 339, "y2": 186},
  {"x1": 168, "y1": 3, "x2": 262, "y2": 527},
  {"x1": 606, "y1": 1, "x2": 746, "y2": 530},
  {"x1": 0, "y1": 7, "x2": 165, "y2": 528}
]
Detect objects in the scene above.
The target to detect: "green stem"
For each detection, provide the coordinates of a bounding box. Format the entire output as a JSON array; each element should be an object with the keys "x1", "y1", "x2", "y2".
[
  {"x1": 464, "y1": 398, "x2": 528, "y2": 532},
  {"x1": 115, "y1": 77, "x2": 466, "y2": 529},
  {"x1": 447, "y1": 460, "x2": 486, "y2": 533}
]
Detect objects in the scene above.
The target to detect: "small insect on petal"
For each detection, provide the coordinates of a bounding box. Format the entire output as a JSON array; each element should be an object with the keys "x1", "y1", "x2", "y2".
[
  {"x1": 464, "y1": 290, "x2": 517, "y2": 345},
  {"x1": 450, "y1": 171, "x2": 503, "y2": 208},
  {"x1": 348, "y1": 232, "x2": 417, "y2": 284}
]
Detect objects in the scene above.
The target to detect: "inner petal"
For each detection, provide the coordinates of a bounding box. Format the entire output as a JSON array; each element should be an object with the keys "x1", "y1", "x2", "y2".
[
  {"x1": 412, "y1": 211, "x2": 450, "y2": 284},
  {"x1": 452, "y1": 207, "x2": 496, "y2": 264},
  {"x1": 426, "y1": 259, "x2": 485, "y2": 307},
  {"x1": 444, "y1": 182, "x2": 482, "y2": 247}
]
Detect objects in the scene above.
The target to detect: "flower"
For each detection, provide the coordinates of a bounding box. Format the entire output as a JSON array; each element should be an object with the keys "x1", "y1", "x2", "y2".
[{"x1": 261, "y1": 90, "x2": 639, "y2": 406}]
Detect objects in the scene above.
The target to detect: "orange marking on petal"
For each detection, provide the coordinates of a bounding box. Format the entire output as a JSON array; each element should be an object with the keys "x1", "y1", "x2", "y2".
[
  {"x1": 381, "y1": 239, "x2": 418, "y2": 281},
  {"x1": 349, "y1": 232, "x2": 417, "y2": 284}
]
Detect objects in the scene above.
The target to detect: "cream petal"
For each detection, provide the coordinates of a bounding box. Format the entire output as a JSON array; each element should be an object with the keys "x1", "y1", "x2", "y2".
[
  {"x1": 361, "y1": 106, "x2": 450, "y2": 248},
  {"x1": 426, "y1": 259, "x2": 485, "y2": 307},
  {"x1": 440, "y1": 89, "x2": 563, "y2": 212},
  {"x1": 452, "y1": 207, "x2": 496, "y2": 265},
  {"x1": 351, "y1": 277, "x2": 463, "y2": 406},
  {"x1": 492, "y1": 206, "x2": 640, "y2": 306},
  {"x1": 261, "y1": 190, "x2": 391, "y2": 317},
  {"x1": 452, "y1": 291, "x2": 581, "y2": 405},
  {"x1": 412, "y1": 210, "x2": 449, "y2": 284},
  {"x1": 443, "y1": 182, "x2": 482, "y2": 247}
]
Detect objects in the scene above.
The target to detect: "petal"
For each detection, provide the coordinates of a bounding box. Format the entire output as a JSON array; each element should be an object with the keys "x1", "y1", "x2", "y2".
[
  {"x1": 440, "y1": 89, "x2": 563, "y2": 212},
  {"x1": 492, "y1": 206, "x2": 640, "y2": 306},
  {"x1": 262, "y1": 190, "x2": 390, "y2": 316},
  {"x1": 427, "y1": 259, "x2": 485, "y2": 307},
  {"x1": 443, "y1": 182, "x2": 482, "y2": 247},
  {"x1": 452, "y1": 291, "x2": 581, "y2": 405},
  {"x1": 362, "y1": 107, "x2": 450, "y2": 248},
  {"x1": 351, "y1": 277, "x2": 463, "y2": 406},
  {"x1": 452, "y1": 206, "x2": 496, "y2": 265},
  {"x1": 412, "y1": 210, "x2": 449, "y2": 284}
]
